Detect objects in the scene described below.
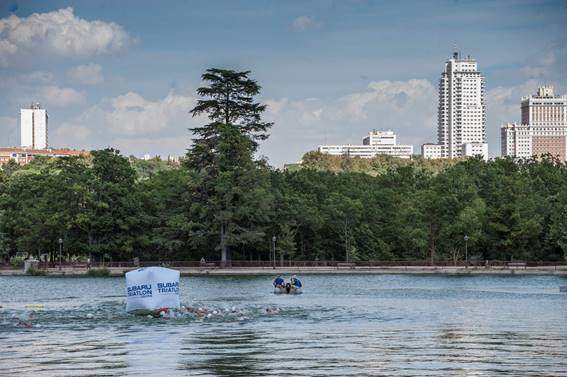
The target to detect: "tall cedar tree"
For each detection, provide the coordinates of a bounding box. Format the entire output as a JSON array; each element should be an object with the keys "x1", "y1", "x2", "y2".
[{"x1": 186, "y1": 69, "x2": 273, "y2": 266}]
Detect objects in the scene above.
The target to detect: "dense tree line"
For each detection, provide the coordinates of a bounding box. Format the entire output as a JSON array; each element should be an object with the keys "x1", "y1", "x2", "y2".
[
  {"x1": 1, "y1": 69, "x2": 566, "y2": 265},
  {"x1": 1, "y1": 151, "x2": 567, "y2": 264}
]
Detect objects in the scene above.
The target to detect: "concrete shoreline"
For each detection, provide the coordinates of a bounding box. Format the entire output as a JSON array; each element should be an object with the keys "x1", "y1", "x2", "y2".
[{"x1": 2, "y1": 265, "x2": 567, "y2": 277}]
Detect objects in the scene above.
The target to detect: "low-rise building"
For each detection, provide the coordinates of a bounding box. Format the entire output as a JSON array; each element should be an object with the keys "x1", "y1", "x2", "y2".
[
  {"x1": 421, "y1": 143, "x2": 443, "y2": 159},
  {"x1": 319, "y1": 130, "x2": 413, "y2": 159},
  {"x1": 0, "y1": 147, "x2": 90, "y2": 167},
  {"x1": 462, "y1": 142, "x2": 489, "y2": 160}
]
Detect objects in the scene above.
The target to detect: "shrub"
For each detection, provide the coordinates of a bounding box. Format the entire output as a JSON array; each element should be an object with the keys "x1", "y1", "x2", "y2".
[
  {"x1": 10, "y1": 258, "x2": 25, "y2": 269},
  {"x1": 86, "y1": 268, "x2": 111, "y2": 277},
  {"x1": 26, "y1": 268, "x2": 48, "y2": 276}
]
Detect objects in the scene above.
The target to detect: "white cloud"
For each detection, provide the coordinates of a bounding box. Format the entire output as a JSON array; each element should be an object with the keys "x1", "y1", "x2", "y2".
[
  {"x1": 38, "y1": 85, "x2": 86, "y2": 107},
  {"x1": 486, "y1": 79, "x2": 541, "y2": 123},
  {"x1": 50, "y1": 90, "x2": 199, "y2": 153},
  {"x1": 44, "y1": 78, "x2": 561, "y2": 167},
  {"x1": 0, "y1": 7, "x2": 133, "y2": 66},
  {"x1": 292, "y1": 16, "x2": 320, "y2": 31},
  {"x1": 53, "y1": 122, "x2": 91, "y2": 144},
  {"x1": 260, "y1": 79, "x2": 437, "y2": 166},
  {"x1": 104, "y1": 92, "x2": 196, "y2": 134},
  {"x1": 67, "y1": 63, "x2": 103, "y2": 85},
  {"x1": 262, "y1": 78, "x2": 566, "y2": 165}
]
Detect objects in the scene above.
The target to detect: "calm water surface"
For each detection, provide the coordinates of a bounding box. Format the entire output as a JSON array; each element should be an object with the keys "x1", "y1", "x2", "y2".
[{"x1": 1, "y1": 274, "x2": 566, "y2": 376}]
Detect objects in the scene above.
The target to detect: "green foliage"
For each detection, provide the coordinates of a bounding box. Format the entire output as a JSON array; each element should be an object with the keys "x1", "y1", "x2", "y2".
[
  {"x1": 277, "y1": 224, "x2": 297, "y2": 260},
  {"x1": 1, "y1": 71, "x2": 566, "y2": 265},
  {"x1": 26, "y1": 268, "x2": 48, "y2": 276},
  {"x1": 10, "y1": 258, "x2": 24, "y2": 269},
  {"x1": 86, "y1": 268, "x2": 111, "y2": 277},
  {"x1": 185, "y1": 68, "x2": 274, "y2": 265},
  {"x1": 129, "y1": 157, "x2": 174, "y2": 180},
  {"x1": 1, "y1": 148, "x2": 566, "y2": 263}
]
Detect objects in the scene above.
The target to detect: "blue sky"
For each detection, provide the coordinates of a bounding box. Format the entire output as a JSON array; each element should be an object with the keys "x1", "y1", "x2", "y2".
[{"x1": 1, "y1": 0, "x2": 566, "y2": 166}]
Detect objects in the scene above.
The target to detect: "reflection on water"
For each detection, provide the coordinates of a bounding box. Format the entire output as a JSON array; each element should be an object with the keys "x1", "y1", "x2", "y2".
[{"x1": 1, "y1": 274, "x2": 566, "y2": 376}]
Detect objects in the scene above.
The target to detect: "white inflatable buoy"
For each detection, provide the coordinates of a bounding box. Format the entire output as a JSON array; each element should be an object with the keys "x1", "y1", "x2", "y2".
[{"x1": 125, "y1": 267, "x2": 180, "y2": 314}]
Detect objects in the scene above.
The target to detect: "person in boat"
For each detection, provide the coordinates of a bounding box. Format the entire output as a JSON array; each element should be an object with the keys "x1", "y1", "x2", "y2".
[
  {"x1": 290, "y1": 275, "x2": 302, "y2": 288},
  {"x1": 273, "y1": 275, "x2": 285, "y2": 288}
]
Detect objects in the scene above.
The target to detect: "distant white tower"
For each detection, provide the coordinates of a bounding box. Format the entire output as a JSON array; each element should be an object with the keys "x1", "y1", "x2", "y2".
[
  {"x1": 21, "y1": 103, "x2": 48, "y2": 149},
  {"x1": 437, "y1": 51, "x2": 487, "y2": 159}
]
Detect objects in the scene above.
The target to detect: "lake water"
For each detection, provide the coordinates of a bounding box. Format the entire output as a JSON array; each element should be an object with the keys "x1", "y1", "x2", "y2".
[{"x1": 1, "y1": 274, "x2": 566, "y2": 376}]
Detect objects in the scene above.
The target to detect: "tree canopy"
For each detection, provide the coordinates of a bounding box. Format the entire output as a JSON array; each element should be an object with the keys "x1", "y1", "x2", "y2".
[{"x1": 1, "y1": 69, "x2": 566, "y2": 266}]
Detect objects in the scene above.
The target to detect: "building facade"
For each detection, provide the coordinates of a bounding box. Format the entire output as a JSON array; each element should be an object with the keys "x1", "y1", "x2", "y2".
[
  {"x1": 501, "y1": 86, "x2": 567, "y2": 161},
  {"x1": 421, "y1": 143, "x2": 443, "y2": 159},
  {"x1": 319, "y1": 130, "x2": 413, "y2": 159},
  {"x1": 424, "y1": 51, "x2": 487, "y2": 160},
  {"x1": 0, "y1": 148, "x2": 89, "y2": 167},
  {"x1": 21, "y1": 103, "x2": 48, "y2": 150}
]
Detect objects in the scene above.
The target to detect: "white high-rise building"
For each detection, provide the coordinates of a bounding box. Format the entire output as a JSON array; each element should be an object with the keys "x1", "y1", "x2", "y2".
[
  {"x1": 319, "y1": 130, "x2": 413, "y2": 159},
  {"x1": 424, "y1": 51, "x2": 487, "y2": 160},
  {"x1": 501, "y1": 86, "x2": 567, "y2": 161},
  {"x1": 21, "y1": 103, "x2": 48, "y2": 149}
]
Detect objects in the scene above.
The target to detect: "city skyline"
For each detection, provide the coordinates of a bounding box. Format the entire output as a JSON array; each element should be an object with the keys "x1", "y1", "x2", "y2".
[{"x1": 1, "y1": 1, "x2": 566, "y2": 166}]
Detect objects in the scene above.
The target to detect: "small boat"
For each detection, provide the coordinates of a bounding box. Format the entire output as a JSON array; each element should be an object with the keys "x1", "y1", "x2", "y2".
[{"x1": 273, "y1": 279, "x2": 303, "y2": 295}]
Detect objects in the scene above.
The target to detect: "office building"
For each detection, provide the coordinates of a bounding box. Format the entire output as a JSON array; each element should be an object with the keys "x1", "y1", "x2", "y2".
[
  {"x1": 319, "y1": 130, "x2": 413, "y2": 159},
  {"x1": 421, "y1": 143, "x2": 443, "y2": 159},
  {"x1": 422, "y1": 51, "x2": 487, "y2": 160},
  {"x1": 21, "y1": 103, "x2": 48, "y2": 149},
  {"x1": 501, "y1": 86, "x2": 567, "y2": 161}
]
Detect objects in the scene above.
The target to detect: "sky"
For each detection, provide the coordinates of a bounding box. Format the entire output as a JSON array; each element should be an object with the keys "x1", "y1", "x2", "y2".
[{"x1": 1, "y1": 0, "x2": 566, "y2": 166}]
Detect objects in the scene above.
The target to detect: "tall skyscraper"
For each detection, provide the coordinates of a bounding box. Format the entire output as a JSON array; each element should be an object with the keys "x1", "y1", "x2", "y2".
[
  {"x1": 438, "y1": 51, "x2": 487, "y2": 159},
  {"x1": 501, "y1": 86, "x2": 567, "y2": 161},
  {"x1": 21, "y1": 103, "x2": 48, "y2": 149},
  {"x1": 424, "y1": 51, "x2": 487, "y2": 160}
]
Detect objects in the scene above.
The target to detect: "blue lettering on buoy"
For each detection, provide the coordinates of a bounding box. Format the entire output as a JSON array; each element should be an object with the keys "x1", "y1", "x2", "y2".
[
  {"x1": 127, "y1": 284, "x2": 153, "y2": 297},
  {"x1": 157, "y1": 281, "x2": 179, "y2": 294}
]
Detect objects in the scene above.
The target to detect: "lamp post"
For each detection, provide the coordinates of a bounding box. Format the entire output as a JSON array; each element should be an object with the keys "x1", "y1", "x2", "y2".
[
  {"x1": 272, "y1": 235, "x2": 276, "y2": 269},
  {"x1": 58, "y1": 238, "x2": 63, "y2": 271},
  {"x1": 464, "y1": 235, "x2": 469, "y2": 269}
]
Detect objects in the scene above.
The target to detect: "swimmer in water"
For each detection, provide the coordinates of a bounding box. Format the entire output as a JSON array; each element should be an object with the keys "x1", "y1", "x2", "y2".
[
  {"x1": 16, "y1": 312, "x2": 33, "y2": 328},
  {"x1": 185, "y1": 306, "x2": 209, "y2": 317}
]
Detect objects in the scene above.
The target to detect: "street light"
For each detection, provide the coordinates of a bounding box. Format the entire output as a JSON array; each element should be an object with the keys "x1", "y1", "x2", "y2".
[
  {"x1": 271, "y1": 236, "x2": 276, "y2": 269},
  {"x1": 58, "y1": 238, "x2": 63, "y2": 271},
  {"x1": 464, "y1": 235, "x2": 469, "y2": 269}
]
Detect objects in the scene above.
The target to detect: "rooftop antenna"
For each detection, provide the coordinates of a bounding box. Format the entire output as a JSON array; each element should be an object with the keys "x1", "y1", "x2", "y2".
[{"x1": 452, "y1": 43, "x2": 459, "y2": 59}]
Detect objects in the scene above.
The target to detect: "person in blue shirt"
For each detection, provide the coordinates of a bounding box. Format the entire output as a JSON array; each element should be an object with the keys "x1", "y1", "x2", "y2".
[
  {"x1": 273, "y1": 275, "x2": 284, "y2": 288},
  {"x1": 290, "y1": 275, "x2": 302, "y2": 288}
]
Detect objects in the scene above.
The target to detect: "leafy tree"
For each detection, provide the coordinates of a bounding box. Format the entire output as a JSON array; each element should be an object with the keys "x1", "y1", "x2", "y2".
[
  {"x1": 186, "y1": 68, "x2": 273, "y2": 266},
  {"x1": 276, "y1": 224, "x2": 297, "y2": 265},
  {"x1": 78, "y1": 148, "x2": 140, "y2": 262}
]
